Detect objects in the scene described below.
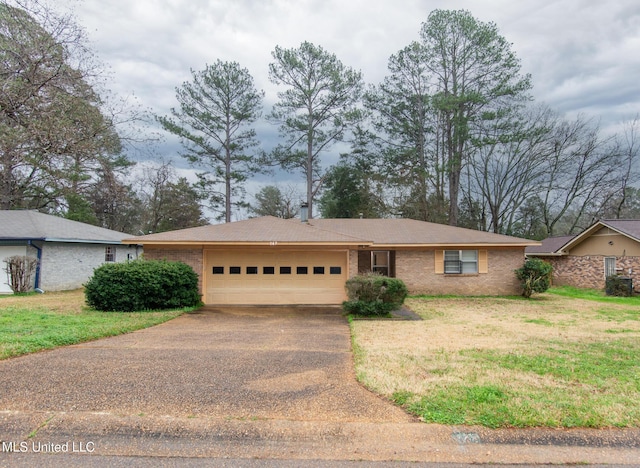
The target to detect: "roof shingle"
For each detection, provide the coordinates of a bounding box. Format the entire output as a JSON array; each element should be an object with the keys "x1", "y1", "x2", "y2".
[
  {"x1": 0, "y1": 210, "x2": 131, "y2": 243},
  {"x1": 124, "y1": 216, "x2": 538, "y2": 247}
]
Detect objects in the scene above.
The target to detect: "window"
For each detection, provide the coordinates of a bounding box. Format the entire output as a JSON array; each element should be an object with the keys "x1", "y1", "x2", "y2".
[
  {"x1": 372, "y1": 251, "x2": 389, "y2": 276},
  {"x1": 246, "y1": 266, "x2": 258, "y2": 274},
  {"x1": 280, "y1": 266, "x2": 292, "y2": 274},
  {"x1": 444, "y1": 250, "x2": 478, "y2": 274},
  {"x1": 330, "y1": 266, "x2": 342, "y2": 275},
  {"x1": 263, "y1": 266, "x2": 275, "y2": 275},
  {"x1": 212, "y1": 266, "x2": 224, "y2": 274},
  {"x1": 296, "y1": 266, "x2": 308, "y2": 274},
  {"x1": 105, "y1": 246, "x2": 115, "y2": 262},
  {"x1": 230, "y1": 266, "x2": 241, "y2": 274},
  {"x1": 313, "y1": 266, "x2": 325, "y2": 275}
]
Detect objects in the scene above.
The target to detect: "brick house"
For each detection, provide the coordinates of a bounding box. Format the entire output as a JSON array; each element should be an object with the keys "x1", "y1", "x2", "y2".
[
  {"x1": 124, "y1": 216, "x2": 537, "y2": 305},
  {"x1": 0, "y1": 210, "x2": 138, "y2": 293},
  {"x1": 526, "y1": 219, "x2": 640, "y2": 290}
]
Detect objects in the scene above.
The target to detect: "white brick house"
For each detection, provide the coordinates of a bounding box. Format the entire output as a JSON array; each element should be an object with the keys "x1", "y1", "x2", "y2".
[{"x1": 0, "y1": 211, "x2": 139, "y2": 293}]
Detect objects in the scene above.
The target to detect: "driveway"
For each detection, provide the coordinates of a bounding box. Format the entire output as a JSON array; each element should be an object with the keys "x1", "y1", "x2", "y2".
[
  {"x1": 0, "y1": 306, "x2": 411, "y2": 423},
  {"x1": 3, "y1": 307, "x2": 640, "y2": 465}
]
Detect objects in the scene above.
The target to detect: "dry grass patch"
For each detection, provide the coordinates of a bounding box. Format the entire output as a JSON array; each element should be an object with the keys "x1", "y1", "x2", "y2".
[
  {"x1": 0, "y1": 288, "x2": 87, "y2": 312},
  {"x1": 350, "y1": 290, "x2": 640, "y2": 428}
]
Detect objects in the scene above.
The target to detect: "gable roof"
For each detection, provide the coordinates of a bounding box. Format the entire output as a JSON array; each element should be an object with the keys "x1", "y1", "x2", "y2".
[
  {"x1": 0, "y1": 210, "x2": 131, "y2": 244},
  {"x1": 123, "y1": 216, "x2": 538, "y2": 247},
  {"x1": 525, "y1": 235, "x2": 574, "y2": 255},
  {"x1": 560, "y1": 219, "x2": 640, "y2": 253},
  {"x1": 308, "y1": 218, "x2": 536, "y2": 246},
  {"x1": 599, "y1": 219, "x2": 640, "y2": 241}
]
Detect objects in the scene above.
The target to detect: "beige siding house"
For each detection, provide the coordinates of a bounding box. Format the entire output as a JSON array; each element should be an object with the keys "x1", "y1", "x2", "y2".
[
  {"x1": 526, "y1": 219, "x2": 640, "y2": 290},
  {"x1": 124, "y1": 217, "x2": 537, "y2": 305}
]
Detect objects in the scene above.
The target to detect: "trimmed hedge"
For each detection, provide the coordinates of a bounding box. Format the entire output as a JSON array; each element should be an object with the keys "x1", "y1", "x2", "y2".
[
  {"x1": 343, "y1": 274, "x2": 408, "y2": 316},
  {"x1": 85, "y1": 259, "x2": 201, "y2": 312}
]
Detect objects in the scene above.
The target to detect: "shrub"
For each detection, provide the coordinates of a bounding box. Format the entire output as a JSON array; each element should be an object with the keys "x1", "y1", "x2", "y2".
[
  {"x1": 343, "y1": 274, "x2": 408, "y2": 316},
  {"x1": 85, "y1": 259, "x2": 201, "y2": 312},
  {"x1": 605, "y1": 275, "x2": 634, "y2": 297},
  {"x1": 515, "y1": 258, "x2": 553, "y2": 298},
  {"x1": 2, "y1": 255, "x2": 38, "y2": 293}
]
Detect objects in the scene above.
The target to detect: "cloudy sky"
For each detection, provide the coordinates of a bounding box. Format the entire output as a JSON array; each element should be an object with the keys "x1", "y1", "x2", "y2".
[{"x1": 60, "y1": 0, "x2": 640, "y2": 200}]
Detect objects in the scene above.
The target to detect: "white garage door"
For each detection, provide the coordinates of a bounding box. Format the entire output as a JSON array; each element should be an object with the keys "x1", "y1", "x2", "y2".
[{"x1": 204, "y1": 249, "x2": 348, "y2": 305}]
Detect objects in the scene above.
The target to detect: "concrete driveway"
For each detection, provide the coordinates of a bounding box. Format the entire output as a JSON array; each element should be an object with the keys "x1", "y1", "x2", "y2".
[
  {"x1": 4, "y1": 307, "x2": 640, "y2": 465},
  {"x1": 0, "y1": 306, "x2": 411, "y2": 423}
]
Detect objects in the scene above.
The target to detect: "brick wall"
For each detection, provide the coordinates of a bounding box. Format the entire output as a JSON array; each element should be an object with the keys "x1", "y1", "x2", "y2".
[
  {"x1": 547, "y1": 255, "x2": 640, "y2": 290},
  {"x1": 395, "y1": 249, "x2": 524, "y2": 296},
  {"x1": 40, "y1": 242, "x2": 130, "y2": 291},
  {"x1": 348, "y1": 250, "x2": 359, "y2": 278},
  {"x1": 144, "y1": 247, "x2": 204, "y2": 293}
]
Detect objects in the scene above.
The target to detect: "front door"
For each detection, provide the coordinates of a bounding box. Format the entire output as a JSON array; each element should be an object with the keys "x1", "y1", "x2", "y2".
[{"x1": 604, "y1": 257, "x2": 616, "y2": 278}]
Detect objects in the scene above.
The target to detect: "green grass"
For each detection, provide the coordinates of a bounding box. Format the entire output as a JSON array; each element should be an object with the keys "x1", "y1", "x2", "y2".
[
  {"x1": 0, "y1": 295, "x2": 188, "y2": 359},
  {"x1": 352, "y1": 290, "x2": 640, "y2": 428},
  {"x1": 389, "y1": 338, "x2": 640, "y2": 428},
  {"x1": 548, "y1": 285, "x2": 640, "y2": 304},
  {"x1": 406, "y1": 338, "x2": 640, "y2": 428}
]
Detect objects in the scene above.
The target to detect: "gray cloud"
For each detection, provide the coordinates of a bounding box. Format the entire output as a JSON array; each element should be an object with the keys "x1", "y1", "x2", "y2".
[{"x1": 58, "y1": 0, "x2": 640, "y2": 192}]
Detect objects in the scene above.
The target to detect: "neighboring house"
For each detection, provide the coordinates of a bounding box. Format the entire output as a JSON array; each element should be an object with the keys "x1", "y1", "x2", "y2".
[
  {"x1": 526, "y1": 219, "x2": 640, "y2": 290},
  {"x1": 0, "y1": 210, "x2": 138, "y2": 293},
  {"x1": 123, "y1": 216, "x2": 538, "y2": 305}
]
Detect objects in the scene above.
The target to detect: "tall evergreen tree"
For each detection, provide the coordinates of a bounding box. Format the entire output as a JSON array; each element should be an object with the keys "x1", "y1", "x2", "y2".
[
  {"x1": 421, "y1": 9, "x2": 532, "y2": 225},
  {"x1": 266, "y1": 41, "x2": 363, "y2": 219},
  {"x1": 157, "y1": 60, "x2": 263, "y2": 222},
  {"x1": 364, "y1": 42, "x2": 445, "y2": 221}
]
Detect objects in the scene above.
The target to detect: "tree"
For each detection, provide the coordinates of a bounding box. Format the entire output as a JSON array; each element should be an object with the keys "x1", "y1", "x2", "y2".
[
  {"x1": 537, "y1": 115, "x2": 620, "y2": 236},
  {"x1": 249, "y1": 185, "x2": 299, "y2": 219},
  {"x1": 420, "y1": 9, "x2": 532, "y2": 225},
  {"x1": 364, "y1": 42, "x2": 445, "y2": 221},
  {"x1": 509, "y1": 196, "x2": 547, "y2": 240},
  {"x1": 464, "y1": 104, "x2": 554, "y2": 234},
  {"x1": 267, "y1": 41, "x2": 363, "y2": 219},
  {"x1": 601, "y1": 187, "x2": 640, "y2": 220},
  {"x1": 88, "y1": 163, "x2": 141, "y2": 233},
  {"x1": 319, "y1": 161, "x2": 385, "y2": 219},
  {"x1": 137, "y1": 162, "x2": 208, "y2": 233},
  {"x1": 319, "y1": 164, "x2": 365, "y2": 218},
  {"x1": 0, "y1": 1, "x2": 123, "y2": 212},
  {"x1": 157, "y1": 60, "x2": 263, "y2": 222},
  {"x1": 609, "y1": 115, "x2": 640, "y2": 219}
]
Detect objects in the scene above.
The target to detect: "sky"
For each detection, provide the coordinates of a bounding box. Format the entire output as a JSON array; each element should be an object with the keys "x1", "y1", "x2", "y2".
[{"x1": 55, "y1": 0, "x2": 640, "y2": 208}]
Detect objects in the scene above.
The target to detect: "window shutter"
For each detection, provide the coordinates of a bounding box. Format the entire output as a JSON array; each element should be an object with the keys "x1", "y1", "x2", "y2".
[
  {"x1": 478, "y1": 250, "x2": 488, "y2": 274},
  {"x1": 435, "y1": 250, "x2": 444, "y2": 274}
]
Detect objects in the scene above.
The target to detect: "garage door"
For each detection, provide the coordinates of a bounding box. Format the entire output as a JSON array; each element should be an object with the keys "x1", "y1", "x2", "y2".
[{"x1": 204, "y1": 249, "x2": 348, "y2": 305}]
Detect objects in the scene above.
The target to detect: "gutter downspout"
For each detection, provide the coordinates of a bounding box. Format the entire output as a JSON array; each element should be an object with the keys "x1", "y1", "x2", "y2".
[{"x1": 28, "y1": 240, "x2": 42, "y2": 290}]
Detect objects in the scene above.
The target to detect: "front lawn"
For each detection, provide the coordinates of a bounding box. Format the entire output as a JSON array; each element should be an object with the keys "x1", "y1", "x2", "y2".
[
  {"x1": 350, "y1": 287, "x2": 640, "y2": 428},
  {"x1": 0, "y1": 289, "x2": 187, "y2": 359}
]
